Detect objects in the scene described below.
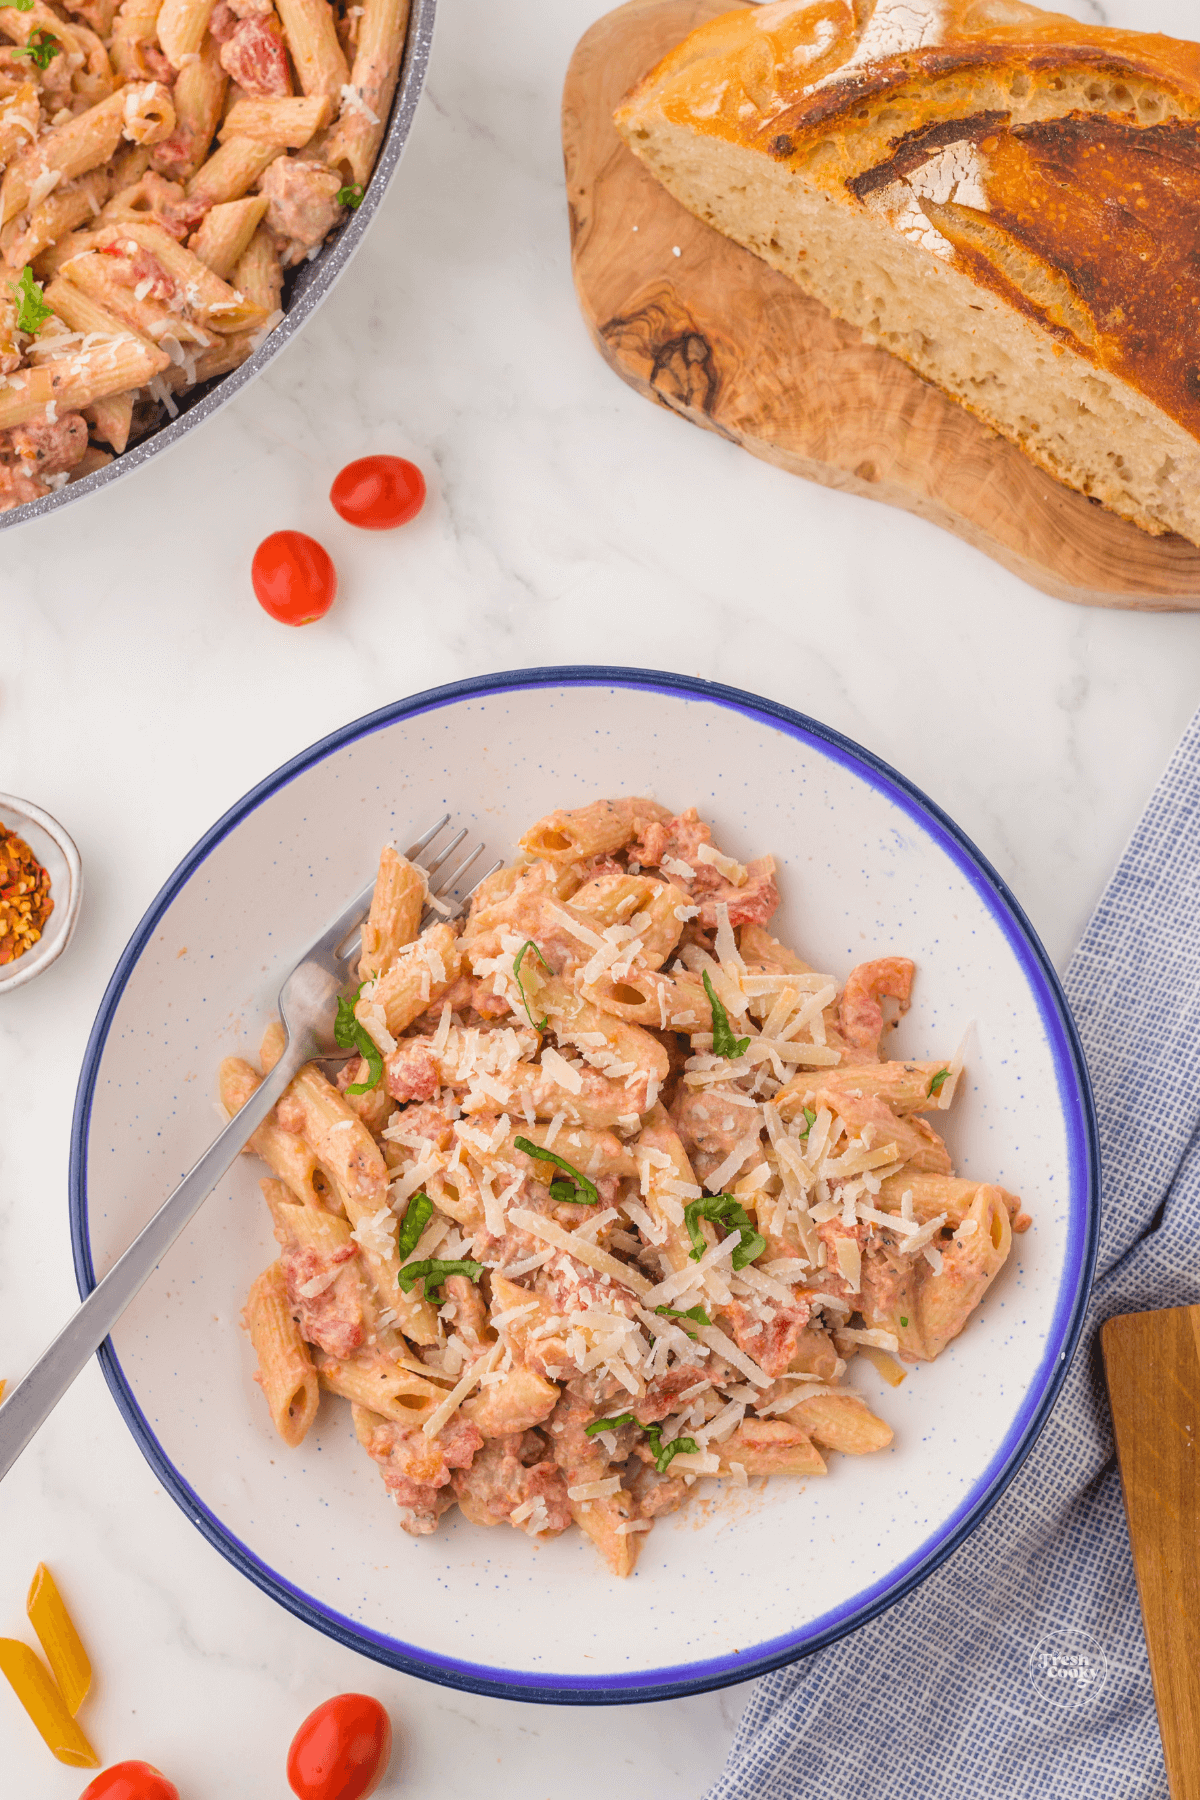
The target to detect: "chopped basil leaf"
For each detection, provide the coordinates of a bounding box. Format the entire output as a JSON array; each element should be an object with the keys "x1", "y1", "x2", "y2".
[
  {"x1": 334, "y1": 985, "x2": 384, "y2": 1094},
  {"x1": 396, "y1": 1256, "x2": 484, "y2": 1303},
  {"x1": 396, "y1": 1192, "x2": 433, "y2": 1261},
  {"x1": 1, "y1": 1, "x2": 36, "y2": 12},
  {"x1": 642, "y1": 1423, "x2": 700, "y2": 1474},
  {"x1": 900, "y1": 1315, "x2": 909, "y2": 1327},
  {"x1": 654, "y1": 1303, "x2": 711, "y2": 1338},
  {"x1": 584, "y1": 1412, "x2": 635, "y2": 1438},
  {"x1": 337, "y1": 183, "x2": 364, "y2": 208},
  {"x1": 683, "y1": 1194, "x2": 766, "y2": 1270},
  {"x1": 653, "y1": 1434, "x2": 699, "y2": 1474},
  {"x1": 928, "y1": 1067, "x2": 950, "y2": 1097},
  {"x1": 703, "y1": 969, "x2": 750, "y2": 1060},
  {"x1": 9, "y1": 265, "x2": 51, "y2": 335},
  {"x1": 14, "y1": 27, "x2": 59, "y2": 67},
  {"x1": 800, "y1": 1106, "x2": 817, "y2": 1135},
  {"x1": 512, "y1": 938, "x2": 550, "y2": 1031},
  {"x1": 584, "y1": 1414, "x2": 699, "y2": 1473},
  {"x1": 513, "y1": 1134, "x2": 599, "y2": 1205}
]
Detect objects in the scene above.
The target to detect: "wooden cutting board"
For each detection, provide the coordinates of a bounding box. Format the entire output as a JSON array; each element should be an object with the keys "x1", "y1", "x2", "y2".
[
  {"x1": 563, "y1": 0, "x2": 1200, "y2": 611},
  {"x1": 1101, "y1": 1306, "x2": 1200, "y2": 1798}
]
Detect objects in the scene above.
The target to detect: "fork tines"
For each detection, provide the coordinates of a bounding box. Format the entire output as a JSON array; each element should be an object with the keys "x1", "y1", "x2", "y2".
[{"x1": 408, "y1": 817, "x2": 501, "y2": 924}]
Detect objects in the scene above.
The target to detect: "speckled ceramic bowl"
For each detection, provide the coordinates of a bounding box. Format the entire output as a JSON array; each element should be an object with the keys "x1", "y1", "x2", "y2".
[
  {"x1": 69, "y1": 668, "x2": 1098, "y2": 1703},
  {"x1": 0, "y1": 0, "x2": 435, "y2": 533}
]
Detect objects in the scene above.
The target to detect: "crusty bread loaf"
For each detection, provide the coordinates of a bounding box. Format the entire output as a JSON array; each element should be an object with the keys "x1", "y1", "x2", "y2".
[{"x1": 614, "y1": 0, "x2": 1200, "y2": 545}]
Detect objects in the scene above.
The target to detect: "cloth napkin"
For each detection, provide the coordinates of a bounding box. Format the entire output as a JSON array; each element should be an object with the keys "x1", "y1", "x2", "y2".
[{"x1": 706, "y1": 711, "x2": 1200, "y2": 1800}]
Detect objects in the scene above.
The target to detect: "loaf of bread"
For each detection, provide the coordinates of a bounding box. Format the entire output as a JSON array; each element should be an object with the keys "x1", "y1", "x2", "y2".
[{"x1": 614, "y1": 0, "x2": 1200, "y2": 545}]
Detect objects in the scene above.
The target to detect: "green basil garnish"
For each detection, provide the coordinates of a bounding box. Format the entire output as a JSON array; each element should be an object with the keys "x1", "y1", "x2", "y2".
[
  {"x1": 928, "y1": 1067, "x2": 950, "y2": 1097},
  {"x1": 703, "y1": 970, "x2": 750, "y2": 1060},
  {"x1": 396, "y1": 1192, "x2": 433, "y2": 1261},
  {"x1": 334, "y1": 983, "x2": 383, "y2": 1095},
  {"x1": 396, "y1": 1257, "x2": 484, "y2": 1303},
  {"x1": 514, "y1": 1134, "x2": 599, "y2": 1205},
  {"x1": 683, "y1": 1194, "x2": 766, "y2": 1270},
  {"x1": 654, "y1": 1304, "x2": 711, "y2": 1338},
  {"x1": 9, "y1": 266, "x2": 51, "y2": 335}
]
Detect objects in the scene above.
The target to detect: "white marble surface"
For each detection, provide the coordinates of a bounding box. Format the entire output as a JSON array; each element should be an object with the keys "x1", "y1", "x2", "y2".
[{"x1": 3, "y1": 0, "x2": 1200, "y2": 1791}]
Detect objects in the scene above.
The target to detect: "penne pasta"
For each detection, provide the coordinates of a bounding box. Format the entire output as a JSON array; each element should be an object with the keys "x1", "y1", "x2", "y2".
[
  {"x1": 186, "y1": 195, "x2": 267, "y2": 279},
  {"x1": 243, "y1": 1261, "x2": 320, "y2": 1446},
  {"x1": 0, "y1": 334, "x2": 170, "y2": 429},
  {"x1": 274, "y1": 0, "x2": 349, "y2": 99},
  {"x1": 0, "y1": 1639, "x2": 98, "y2": 1768},
  {"x1": 219, "y1": 95, "x2": 333, "y2": 148},
  {"x1": 25, "y1": 1567, "x2": 90, "y2": 1717},
  {"x1": 322, "y1": 0, "x2": 409, "y2": 186}
]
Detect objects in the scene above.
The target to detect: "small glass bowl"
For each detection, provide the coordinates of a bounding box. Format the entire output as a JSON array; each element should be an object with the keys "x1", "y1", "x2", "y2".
[{"x1": 0, "y1": 794, "x2": 83, "y2": 994}]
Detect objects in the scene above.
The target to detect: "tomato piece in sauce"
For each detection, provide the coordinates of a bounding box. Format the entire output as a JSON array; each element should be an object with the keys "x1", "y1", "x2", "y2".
[
  {"x1": 78, "y1": 1763, "x2": 180, "y2": 1800},
  {"x1": 330, "y1": 456, "x2": 426, "y2": 530},
  {"x1": 287, "y1": 1694, "x2": 392, "y2": 1800},
  {"x1": 252, "y1": 531, "x2": 338, "y2": 625}
]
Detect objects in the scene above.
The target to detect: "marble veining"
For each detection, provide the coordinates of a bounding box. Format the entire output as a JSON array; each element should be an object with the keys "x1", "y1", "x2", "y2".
[{"x1": 1, "y1": 0, "x2": 1198, "y2": 1792}]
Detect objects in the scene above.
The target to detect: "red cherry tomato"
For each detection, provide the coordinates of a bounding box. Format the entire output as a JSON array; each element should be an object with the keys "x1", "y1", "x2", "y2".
[
  {"x1": 287, "y1": 1693, "x2": 392, "y2": 1800},
  {"x1": 78, "y1": 1763, "x2": 180, "y2": 1800},
  {"x1": 330, "y1": 456, "x2": 426, "y2": 530},
  {"x1": 252, "y1": 530, "x2": 337, "y2": 625}
]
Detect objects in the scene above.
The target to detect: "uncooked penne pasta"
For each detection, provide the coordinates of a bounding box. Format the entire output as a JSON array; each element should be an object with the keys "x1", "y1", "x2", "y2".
[
  {"x1": 243, "y1": 1261, "x2": 320, "y2": 1446},
  {"x1": 217, "y1": 799, "x2": 1027, "y2": 1575},
  {"x1": 25, "y1": 1567, "x2": 90, "y2": 1717},
  {"x1": 0, "y1": 1639, "x2": 98, "y2": 1768}
]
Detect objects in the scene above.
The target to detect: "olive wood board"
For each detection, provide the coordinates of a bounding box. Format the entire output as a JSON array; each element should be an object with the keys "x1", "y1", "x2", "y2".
[
  {"x1": 563, "y1": 0, "x2": 1200, "y2": 610},
  {"x1": 1102, "y1": 1306, "x2": 1200, "y2": 1799}
]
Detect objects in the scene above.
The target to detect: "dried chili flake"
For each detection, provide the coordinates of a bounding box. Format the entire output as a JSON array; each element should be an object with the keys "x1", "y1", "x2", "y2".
[{"x1": 0, "y1": 824, "x2": 53, "y2": 965}]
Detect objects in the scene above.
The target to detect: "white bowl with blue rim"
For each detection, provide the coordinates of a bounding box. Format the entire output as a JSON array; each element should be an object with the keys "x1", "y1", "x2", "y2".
[{"x1": 70, "y1": 668, "x2": 1098, "y2": 1702}]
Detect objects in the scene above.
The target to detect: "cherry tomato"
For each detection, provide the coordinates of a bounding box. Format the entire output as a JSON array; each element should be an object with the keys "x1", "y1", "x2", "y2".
[
  {"x1": 330, "y1": 456, "x2": 426, "y2": 530},
  {"x1": 78, "y1": 1763, "x2": 180, "y2": 1800},
  {"x1": 287, "y1": 1693, "x2": 392, "y2": 1800},
  {"x1": 252, "y1": 530, "x2": 338, "y2": 625}
]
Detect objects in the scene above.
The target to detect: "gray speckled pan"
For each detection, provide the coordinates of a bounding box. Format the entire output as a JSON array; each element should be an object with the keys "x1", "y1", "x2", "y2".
[{"x1": 1, "y1": 0, "x2": 436, "y2": 533}]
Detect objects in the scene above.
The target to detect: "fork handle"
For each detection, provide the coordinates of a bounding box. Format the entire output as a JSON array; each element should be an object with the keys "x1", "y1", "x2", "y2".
[{"x1": 0, "y1": 1043, "x2": 306, "y2": 1484}]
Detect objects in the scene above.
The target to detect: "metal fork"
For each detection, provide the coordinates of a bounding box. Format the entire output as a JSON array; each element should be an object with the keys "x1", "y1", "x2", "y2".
[{"x1": 0, "y1": 817, "x2": 500, "y2": 1484}]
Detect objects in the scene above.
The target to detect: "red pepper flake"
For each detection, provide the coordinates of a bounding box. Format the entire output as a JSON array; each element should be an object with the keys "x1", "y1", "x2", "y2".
[{"x1": 0, "y1": 824, "x2": 53, "y2": 965}]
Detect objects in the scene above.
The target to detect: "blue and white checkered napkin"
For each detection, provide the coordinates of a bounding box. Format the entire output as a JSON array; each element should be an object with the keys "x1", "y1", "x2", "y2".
[{"x1": 707, "y1": 710, "x2": 1200, "y2": 1800}]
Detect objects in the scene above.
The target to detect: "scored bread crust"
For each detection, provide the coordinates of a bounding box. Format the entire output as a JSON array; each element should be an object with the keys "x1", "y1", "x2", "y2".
[{"x1": 614, "y1": 0, "x2": 1200, "y2": 544}]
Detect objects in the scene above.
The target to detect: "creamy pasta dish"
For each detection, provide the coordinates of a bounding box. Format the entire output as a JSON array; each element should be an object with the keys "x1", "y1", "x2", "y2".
[
  {"x1": 0, "y1": 0, "x2": 410, "y2": 511},
  {"x1": 224, "y1": 798, "x2": 1031, "y2": 1576}
]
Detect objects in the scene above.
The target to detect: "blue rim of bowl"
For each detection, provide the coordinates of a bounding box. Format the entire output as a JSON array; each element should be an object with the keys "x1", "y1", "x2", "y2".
[{"x1": 69, "y1": 665, "x2": 1100, "y2": 1705}]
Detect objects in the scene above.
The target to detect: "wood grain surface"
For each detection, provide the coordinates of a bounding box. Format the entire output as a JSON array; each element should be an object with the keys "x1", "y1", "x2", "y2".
[
  {"x1": 1102, "y1": 1306, "x2": 1200, "y2": 1798},
  {"x1": 562, "y1": 0, "x2": 1200, "y2": 610}
]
